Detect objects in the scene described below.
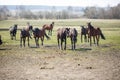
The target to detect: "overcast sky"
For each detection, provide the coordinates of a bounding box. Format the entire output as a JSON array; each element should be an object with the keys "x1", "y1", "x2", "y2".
[{"x1": 0, "y1": 0, "x2": 119, "y2": 7}]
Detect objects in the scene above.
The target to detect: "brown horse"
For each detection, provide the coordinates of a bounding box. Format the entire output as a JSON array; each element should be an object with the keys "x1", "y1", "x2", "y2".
[
  {"x1": 87, "y1": 22, "x2": 105, "y2": 46},
  {"x1": 42, "y1": 22, "x2": 54, "y2": 36},
  {"x1": 20, "y1": 25, "x2": 33, "y2": 47},
  {"x1": 68, "y1": 28, "x2": 78, "y2": 50},
  {"x1": 57, "y1": 28, "x2": 69, "y2": 50},
  {"x1": 33, "y1": 28, "x2": 50, "y2": 47},
  {"x1": 0, "y1": 35, "x2": 2, "y2": 45},
  {"x1": 80, "y1": 25, "x2": 88, "y2": 43}
]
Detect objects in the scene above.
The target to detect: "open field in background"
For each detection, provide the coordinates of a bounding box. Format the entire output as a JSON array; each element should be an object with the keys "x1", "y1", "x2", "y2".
[{"x1": 0, "y1": 19, "x2": 120, "y2": 80}]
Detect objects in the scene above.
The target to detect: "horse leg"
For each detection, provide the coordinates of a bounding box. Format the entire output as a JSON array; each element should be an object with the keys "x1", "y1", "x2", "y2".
[
  {"x1": 15, "y1": 34, "x2": 16, "y2": 40},
  {"x1": 93, "y1": 36, "x2": 96, "y2": 44},
  {"x1": 64, "y1": 38, "x2": 66, "y2": 50},
  {"x1": 34, "y1": 37, "x2": 37, "y2": 47},
  {"x1": 74, "y1": 40, "x2": 76, "y2": 50},
  {"x1": 57, "y1": 38, "x2": 60, "y2": 49},
  {"x1": 48, "y1": 30, "x2": 50, "y2": 35},
  {"x1": 10, "y1": 32, "x2": 13, "y2": 40},
  {"x1": 41, "y1": 37, "x2": 43, "y2": 46},
  {"x1": 51, "y1": 29, "x2": 52, "y2": 36},
  {"x1": 23, "y1": 38, "x2": 26, "y2": 47},
  {"x1": 61, "y1": 39, "x2": 63, "y2": 50},
  {"x1": 71, "y1": 38, "x2": 73, "y2": 50},
  {"x1": 81, "y1": 34, "x2": 83, "y2": 43},
  {"x1": 28, "y1": 37, "x2": 30, "y2": 47},
  {"x1": 90, "y1": 36, "x2": 92, "y2": 46},
  {"x1": 41, "y1": 36, "x2": 44, "y2": 46},
  {"x1": 37, "y1": 37, "x2": 39, "y2": 47},
  {"x1": 15, "y1": 33, "x2": 17, "y2": 40},
  {"x1": 20, "y1": 37, "x2": 22, "y2": 47},
  {"x1": 88, "y1": 35, "x2": 89, "y2": 42},
  {"x1": 85, "y1": 34, "x2": 87, "y2": 42},
  {"x1": 96, "y1": 35, "x2": 100, "y2": 46}
]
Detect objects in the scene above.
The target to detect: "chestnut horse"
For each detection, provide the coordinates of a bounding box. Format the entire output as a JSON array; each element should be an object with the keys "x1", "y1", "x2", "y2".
[
  {"x1": 33, "y1": 28, "x2": 50, "y2": 47},
  {"x1": 68, "y1": 28, "x2": 78, "y2": 50},
  {"x1": 9, "y1": 24, "x2": 17, "y2": 40},
  {"x1": 87, "y1": 22, "x2": 105, "y2": 46},
  {"x1": 20, "y1": 25, "x2": 33, "y2": 47},
  {"x1": 57, "y1": 28, "x2": 69, "y2": 50},
  {"x1": 80, "y1": 25, "x2": 88, "y2": 43},
  {"x1": 42, "y1": 22, "x2": 54, "y2": 36}
]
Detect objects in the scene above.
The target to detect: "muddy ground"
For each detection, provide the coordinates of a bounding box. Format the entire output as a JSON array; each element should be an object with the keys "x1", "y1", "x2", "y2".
[{"x1": 0, "y1": 44, "x2": 120, "y2": 80}]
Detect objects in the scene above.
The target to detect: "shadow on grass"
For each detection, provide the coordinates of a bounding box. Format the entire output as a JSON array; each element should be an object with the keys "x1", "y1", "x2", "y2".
[
  {"x1": 29, "y1": 46, "x2": 38, "y2": 48},
  {"x1": 68, "y1": 48, "x2": 92, "y2": 51},
  {"x1": 0, "y1": 48, "x2": 11, "y2": 50}
]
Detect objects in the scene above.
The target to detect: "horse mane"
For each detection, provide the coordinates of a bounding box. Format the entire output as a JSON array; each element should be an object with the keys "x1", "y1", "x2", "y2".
[{"x1": 88, "y1": 22, "x2": 94, "y2": 29}]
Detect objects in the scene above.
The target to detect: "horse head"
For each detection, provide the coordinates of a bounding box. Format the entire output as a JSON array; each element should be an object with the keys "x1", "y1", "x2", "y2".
[
  {"x1": 65, "y1": 28, "x2": 70, "y2": 37},
  {"x1": 14, "y1": 24, "x2": 18, "y2": 30},
  {"x1": 87, "y1": 22, "x2": 94, "y2": 30}
]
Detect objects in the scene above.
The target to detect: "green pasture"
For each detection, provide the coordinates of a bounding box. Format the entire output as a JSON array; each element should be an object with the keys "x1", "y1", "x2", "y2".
[{"x1": 0, "y1": 19, "x2": 120, "y2": 50}]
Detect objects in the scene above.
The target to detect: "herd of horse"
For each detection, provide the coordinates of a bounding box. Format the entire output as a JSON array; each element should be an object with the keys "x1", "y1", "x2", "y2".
[{"x1": 0, "y1": 22, "x2": 105, "y2": 50}]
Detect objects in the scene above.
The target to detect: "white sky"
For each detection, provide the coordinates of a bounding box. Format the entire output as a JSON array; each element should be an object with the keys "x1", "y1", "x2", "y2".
[{"x1": 0, "y1": 0, "x2": 120, "y2": 7}]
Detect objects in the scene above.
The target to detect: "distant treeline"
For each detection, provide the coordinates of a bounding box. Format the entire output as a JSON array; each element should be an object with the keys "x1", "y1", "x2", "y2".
[{"x1": 0, "y1": 3, "x2": 120, "y2": 20}]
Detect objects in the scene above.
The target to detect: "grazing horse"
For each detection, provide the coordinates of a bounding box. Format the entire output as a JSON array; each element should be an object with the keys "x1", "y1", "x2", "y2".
[
  {"x1": 0, "y1": 35, "x2": 2, "y2": 45},
  {"x1": 87, "y1": 22, "x2": 105, "y2": 46},
  {"x1": 57, "y1": 28, "x2": 69, "y2": 50},
  {"x1": 20, "y1": 25, "x2": 33, "y2": 47},
  {"x1": 42, "y1": 22, "x2": 54, "y2": 36},
  {"x1": 9, "y1": 24, "x2": 17, "y2": 40},
  {"x1": 68, "y1": 28, "x2": 78, "y2": 50},
  {"x1": 33, "y1": 28, "x2": 50, "y2": 47},
  {"x1": 80, "y1": 25, "x2": 88, "y2": 43}
]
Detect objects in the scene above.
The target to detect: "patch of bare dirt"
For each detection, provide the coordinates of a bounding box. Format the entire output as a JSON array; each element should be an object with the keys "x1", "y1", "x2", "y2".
[{"x1": 0, "y1": 44, "x2": 120, "y2": 80}]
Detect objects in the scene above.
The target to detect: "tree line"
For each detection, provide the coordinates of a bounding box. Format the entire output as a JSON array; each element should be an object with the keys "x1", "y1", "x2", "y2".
[
  {"x1": 0, "y1": 3, "x2": 120, "y2": 20},
  {"x1": 84, "y1": 3, "x2": 120, "y2": 19}
]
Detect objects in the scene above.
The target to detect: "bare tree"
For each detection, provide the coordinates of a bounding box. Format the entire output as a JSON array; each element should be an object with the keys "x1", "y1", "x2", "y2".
[{"x1": 0, "y1": 6, "x2": 10, "y2": 20}]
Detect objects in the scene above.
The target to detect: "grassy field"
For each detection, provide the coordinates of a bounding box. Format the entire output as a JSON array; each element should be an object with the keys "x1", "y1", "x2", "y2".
[
  {"x1": 0, "y1": 19, "x2": 120, "y2": 48},
  {"x1": 0, "y1": 19, "x2": 120, "y2": 80}
]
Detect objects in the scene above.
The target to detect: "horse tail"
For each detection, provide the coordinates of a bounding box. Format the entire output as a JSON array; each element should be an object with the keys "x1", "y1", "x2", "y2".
[
  {"x1": 44, "y1": 32, "x2": 50, "y2": 40},
  {"x1": 97, "y1": 28, "x2": 105, "y2": 40}
]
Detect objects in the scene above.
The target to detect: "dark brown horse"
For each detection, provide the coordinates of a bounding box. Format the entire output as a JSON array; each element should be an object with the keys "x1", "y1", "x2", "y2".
[
  {"x1": 42, "y1": 22, "x2": 54, "y2": 36},
  {"x1": 87, "y1": 22, "x2": 105, "y2": 46},
  {"x1": 9, "y1": 24, "x2": 17, "y2": 40},
  {"x1": 33, "y1": 28, "x2": 50, "y2": 47},
  {"x1": 20, "y1": 25, "x2": 33, "y2": 47},
  {"x1": 68, "y1": 28, "x2": 78, "y2": 50},
  {"x1": 57, "y1": 28, "x2": 69, "y2": 50},
  {"x1": 80, "y1": 25, "x2": 88, "y2": 43},
  {"x1": 0, "y1": 35, "x2": 2, "y2": 45}
]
